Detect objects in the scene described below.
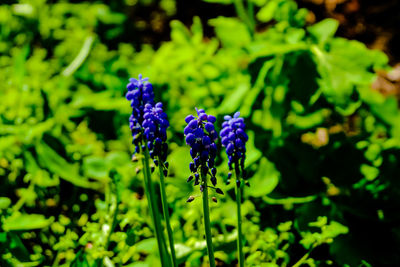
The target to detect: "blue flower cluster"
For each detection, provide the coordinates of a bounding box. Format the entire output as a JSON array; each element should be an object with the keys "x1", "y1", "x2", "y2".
[
  {"x1": 184, "y1": 108, "x2": 219, "y2": 188},
  {"x1": 143, "y1": 102, "x2": 169, "y2": 167},
  {"x1": 126, "y1": 74, "x2": 155, "y2": 154},
  {"x1": 220, "y1": 112, "x2": 248, "y2": 186}
]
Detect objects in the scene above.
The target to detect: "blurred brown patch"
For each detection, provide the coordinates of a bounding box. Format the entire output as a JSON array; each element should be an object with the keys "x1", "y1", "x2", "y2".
[
  {"x1": 301, "y1": 127, "x2": 329, "y2": 148},
  {"x1": 297, "y1": 0, "x2": 400, "y2": 64},
  {"x1": 372, "y1": 65, "x2": 400, "y2": 106}
]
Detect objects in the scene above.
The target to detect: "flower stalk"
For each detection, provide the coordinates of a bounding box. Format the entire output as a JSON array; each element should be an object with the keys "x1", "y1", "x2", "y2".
[
  {"x1": 158, "y1": 160, "x2": 177, "y2": 267},
  {"x1": 125, "y1": 75, "x2": 172, "y2": 266},
  {"x1": 220, "y1": 111, "x2": 248, "y2": 267},
  {"x1": 142, "y1": 150, "x2": 170, "y2": 266},
  {"x1": 234, "y1": 168, "x2": 244, "y2": 267},
  {"x1": 201, "y1": 170, "x2": 216, "y2": 267},
  {"x1": 184, "y1": 108, "x2": 220, "y2": 267}
]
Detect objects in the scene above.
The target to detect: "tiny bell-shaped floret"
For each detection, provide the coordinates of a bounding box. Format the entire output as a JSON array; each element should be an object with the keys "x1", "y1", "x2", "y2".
[
  {"x1": 215, "y1": 188, "x2": 224, "y2": 195},
  {"x1": 194, "y1": 173, "x2": 200, "y2": 185}
]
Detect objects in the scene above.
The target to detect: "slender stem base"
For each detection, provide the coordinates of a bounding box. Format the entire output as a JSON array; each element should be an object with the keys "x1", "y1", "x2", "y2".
[
  {"x1": 158, "y1": 161, "x2": 177, "y2": 267},
  {"x1": 142, "y1": 151, "x2": 170, "y2": 267},
  {"x1": 235, "y1": 170, "x2": 244, "y2": 267},
  {"x1": 201, "y1": 172, "x2": 216, "y2": 267}
]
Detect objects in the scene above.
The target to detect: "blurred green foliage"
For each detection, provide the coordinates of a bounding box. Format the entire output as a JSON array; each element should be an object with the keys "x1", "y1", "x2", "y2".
[{"x1": 1, "y1": 0, "x2": 400, "y2": 266}]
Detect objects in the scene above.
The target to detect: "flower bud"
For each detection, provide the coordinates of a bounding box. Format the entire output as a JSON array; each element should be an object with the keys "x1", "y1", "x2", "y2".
[
  {"x1": 216, "y1": 188, "x2": 224, "y2": 195},
  {"x1": 186, "y1": 196, "x2": 195, "y2": 203}
]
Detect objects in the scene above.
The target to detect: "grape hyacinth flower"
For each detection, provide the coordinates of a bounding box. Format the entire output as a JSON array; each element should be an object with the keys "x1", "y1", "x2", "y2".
[
  {"x1": 220, "y1": 111, "x2": 249, "y2": 186},
  {"x1": 126, "y1": 74, "x2": 155, "y2": 154},
  {"x1": 125, "y1": 75, "x2": 174, "y2": 266},
  {"x1": 143, "y1": 103, "x2": 169, "y2": 170},
  {"x1": 220, "y1": 111, "x2": 248, "y2": 267},
  {"x1": 143, "y1": 102, "x2": 177, "y2": 266},
  {"x1": 184, "y1": 108, "x2": 219, "y2": 189},
  {"x1": 184, "y1": 108, "x2": 219, "y2": 267}
]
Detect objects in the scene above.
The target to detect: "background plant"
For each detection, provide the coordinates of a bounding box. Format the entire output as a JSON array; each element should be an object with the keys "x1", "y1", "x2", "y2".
[{"x1": 1, "y1": 0, "x2": 400, "y2": 266}]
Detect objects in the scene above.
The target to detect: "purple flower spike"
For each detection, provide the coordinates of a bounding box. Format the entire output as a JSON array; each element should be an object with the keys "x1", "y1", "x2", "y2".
[
  {"x1": 126, "y1": 74, "x2": 155, "y2": 154},
  {"x1": 220, "y1": 112, "x2": 248, "y2": 183},
  {"x1": 143, "y1": 102, "x2": 169, "y2": 163},
  {"x1": 184, "y1": 108, "x2": 218, "y2": 190},
  {"x1": 126, "y1": 75, "x2": 169, "y2": 171}
]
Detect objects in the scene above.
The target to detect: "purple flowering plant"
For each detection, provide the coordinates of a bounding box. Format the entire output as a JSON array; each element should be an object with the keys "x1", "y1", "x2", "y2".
[
  {"x1": 183, "y1": 108, "x2": 222, "y2": 267},
  {"x1": 126, "y1": 75, "x2": 176, "y2": 267},
  {"x1": 220, "y1": 111, "x2": 249, "y2": 187},
  {"x1": 126, "y1": 74, "x2": 155, "y2": 154},
  {"x1": 126, "y1": 76, "x2": 249, "y2": 267},
  {"x1": 220, "y1": 111, "x2": 248, "y2": 267}
]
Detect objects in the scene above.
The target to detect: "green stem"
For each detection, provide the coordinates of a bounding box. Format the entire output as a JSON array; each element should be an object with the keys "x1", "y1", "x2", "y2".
[
  {"x1": 201, "y1": 171, "x2": 216, "y2": 267},
  {"x1": 142, "y1": 151, "x2": 170, "y2": 266},
  {"x1": 233, "y1": 0, "x2": 254, "y2": 34},
  {"x1": 247, "y1": 0, "x2": 255, "y2": 30},
  {"x1": 106, "y1": 173, "x2": 120, "y2": 250},
  {"x1": 291, "y1": 244, "x2": 316, "y2": 267},
  {"x1": 234, "y1": 169, "x2": 245, "y2": 267},
  {"x1": 158, "y1": 160, "x2": 177, "y2": 267}
]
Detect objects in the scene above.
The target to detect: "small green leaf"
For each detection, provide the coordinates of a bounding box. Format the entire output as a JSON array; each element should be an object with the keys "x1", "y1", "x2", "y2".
[
  {"x1": 174, "y1": 243, "x2": 192, "y2": 259},
  {"x1": 307, "y1": 18, "x2": 339, "y2": 45},
  {"x1": 277, "y1": 221, "x2": 292, "y2": 232},
  {"x1": 136, "y1": 238, "x2": 157, "y2": 253},
  {"x1": 360, "y1": 164, "x2": 379, "y2": 181},
  {"x1": 209, "y1": 17, "x2": 251, "y2": 47},
  {"x1": 247, "y1": 157, "x2": 279, "y2": 197},
  {"x1": 83, "y1": 156, "x2": 108, "y2": 179},
  {"x1": 256, "y1": 0, "x2": 278, "y2": 22},
  {"x1": 218, "y1": 83, "x2": 250, "y2": 114},
  {"x1": 309, "y1": 216, "x2": 327, "y2": 228},
  {"x1": 324, "y1": 221, "x2": 349, "y2": 239},
  {"x1": 3, "y1": 214, "x2": 54, "y2": 231},
  {"x1": 0, "y1": 197, "x2": 11, "y2": 210},
  {"x1": 246, "y1": 132, "x2": 262, "y2": 166},
  {"x1": 37, "y1": 142, "x2": 102, "y2": 190}
]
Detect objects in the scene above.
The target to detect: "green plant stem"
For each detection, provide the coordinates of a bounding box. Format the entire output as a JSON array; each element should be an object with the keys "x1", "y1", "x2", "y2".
[
  {"x1": 234, "y1": 169, "x2": 245, "y2": 267},
  {"x1": 201, "y1": 171, "x2": 216, "y2": 267},
  {"x1": 142, "y1": 151, "x2": 170, "y2": 267},
  {"x1": 158, "y1": 160, "x2": 177, "y2": 267},
  {"x1": 233, "y1": 0, "x2": 254, "y2": 33},
  {"x1": 247, "y1": 0, "x2": 255, "y2": 30},
  {"x1": 291, "y1": 244, "x2": 316, "y2": 267},
  {"x1": 106, "y1": 175, "x2": 120, "y2": 250}
]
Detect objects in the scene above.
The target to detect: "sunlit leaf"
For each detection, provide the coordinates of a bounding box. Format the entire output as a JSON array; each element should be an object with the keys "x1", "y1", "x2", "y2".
[{"x1": 3, "y1": 214, "x2": 54, "y2": 231}]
